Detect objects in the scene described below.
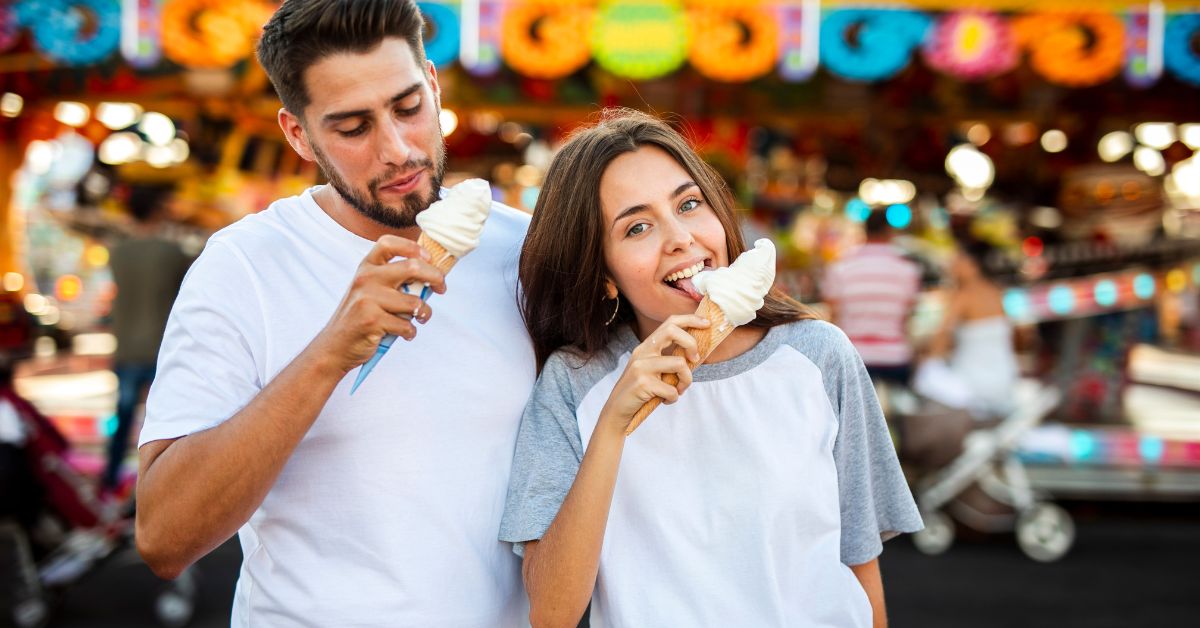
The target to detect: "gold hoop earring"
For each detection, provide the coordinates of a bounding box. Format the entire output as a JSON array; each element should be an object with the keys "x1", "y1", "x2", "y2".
[{"x1": 604, "y1": 297, "x2": 620, "y2": 326}]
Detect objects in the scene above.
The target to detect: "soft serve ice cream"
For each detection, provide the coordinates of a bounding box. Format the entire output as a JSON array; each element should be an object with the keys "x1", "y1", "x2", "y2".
[
  {"x1": 623, "y1": 238, "x2": 778, "y2": 434},
  {"x1": 415, "y1": 178, "x2": 492, "y2": 257},
  {"x1": 690, "y1": 238, "x2": 777, "y2": 328},
  {"x1": 355, "y1": 178, "x2": 494, "y2": 394}
]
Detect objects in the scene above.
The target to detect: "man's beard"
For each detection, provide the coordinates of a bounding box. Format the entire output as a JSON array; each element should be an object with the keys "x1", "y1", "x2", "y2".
[{"x1": 311, "y1": 140, "x2": 446, "y2": 229}]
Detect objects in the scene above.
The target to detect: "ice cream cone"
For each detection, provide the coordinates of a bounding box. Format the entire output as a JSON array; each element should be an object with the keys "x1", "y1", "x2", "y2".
[
  {"x1": 625, "y1": 295, "x2": 738, "y2": 435},
  {"x1": 354, "y1": 180, "x2": 490, "y2": 394},
  {"x1": 688, "y1": 295, "x2": 737, "y2": 364},
  {"x1": 418, "y1": 231, "x2": 458, "y2": 274}
]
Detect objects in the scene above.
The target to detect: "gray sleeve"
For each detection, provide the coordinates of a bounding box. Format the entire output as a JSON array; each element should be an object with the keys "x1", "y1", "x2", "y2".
[
  {"x1": 825, "y1": 325, "x2": 924, "y2": 565},
  {"x1": 499, "y1": 352, "x2": 585, "y2": 557}
]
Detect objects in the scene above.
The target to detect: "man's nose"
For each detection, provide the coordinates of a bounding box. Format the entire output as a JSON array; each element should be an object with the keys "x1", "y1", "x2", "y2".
[{"x1": 378, "y1": 118, "x2": 414, "y2": 166}]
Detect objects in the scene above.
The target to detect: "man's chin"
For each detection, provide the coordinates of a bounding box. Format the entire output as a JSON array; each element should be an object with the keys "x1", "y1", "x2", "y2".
[
  {"x1": 376, "y1": 207, "x2": 421, "y2": 229},
  {"x1": 330, "y1": 186, "x2": 418, "y2": 229},
  {"x1": 347, "y1": 200, "x2": 418, "y2": 230},
  {"x1": 382, "y1": 183, "x2": 438, "y2": 210}
]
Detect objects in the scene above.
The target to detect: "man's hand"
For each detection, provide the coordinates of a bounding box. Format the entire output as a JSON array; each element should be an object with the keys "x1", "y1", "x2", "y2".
[{"x1": 314, "y1": 235, "x2": 447, "y2": 374}]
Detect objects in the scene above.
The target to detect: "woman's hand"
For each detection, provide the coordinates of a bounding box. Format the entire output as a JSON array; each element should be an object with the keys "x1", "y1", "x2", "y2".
[{"x1": 598, "y1": 314, "x2": 710, "y2": 436}]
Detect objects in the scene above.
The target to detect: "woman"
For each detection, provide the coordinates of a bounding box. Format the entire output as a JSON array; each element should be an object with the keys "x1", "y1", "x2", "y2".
[
  {"x1": 501, "y1": 109, "x2": 922, "y2": 627},
  {"x1": 914, "y1": 239, "x2": 1020, "y2": 420}
]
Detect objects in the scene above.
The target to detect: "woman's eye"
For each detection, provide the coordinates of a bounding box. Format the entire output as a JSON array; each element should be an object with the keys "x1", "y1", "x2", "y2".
[
  {"x1": 680, "y1": 198, "x2": 700, "y2": 212},
  {"x1": 626, "y1": 223, "x2": 647, "y2": 237}
]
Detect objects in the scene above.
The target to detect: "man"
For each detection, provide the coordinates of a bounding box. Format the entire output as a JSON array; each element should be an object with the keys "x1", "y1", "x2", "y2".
[
  {"x1": 133, "y1": 1, "x2": 535, "y2": 625},
  {"x1": 102, "y1": 184, "x2": 190, "y2": 494},
  {"x1": 823, "y1": 207, "x2": 921, "y2": 384}
]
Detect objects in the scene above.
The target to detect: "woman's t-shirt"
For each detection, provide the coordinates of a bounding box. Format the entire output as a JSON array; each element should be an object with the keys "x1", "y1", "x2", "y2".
[{"x1": 500, "y1": 319, "x2": 923, "y2": 628}]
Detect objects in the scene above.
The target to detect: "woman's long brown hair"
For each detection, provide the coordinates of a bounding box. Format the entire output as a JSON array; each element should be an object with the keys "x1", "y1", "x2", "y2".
[{"x1": 520, "y1": 109, "x2": 817, "y2": 373}]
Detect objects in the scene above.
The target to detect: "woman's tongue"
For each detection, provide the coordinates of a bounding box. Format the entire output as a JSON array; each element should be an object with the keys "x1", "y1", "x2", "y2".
[{"x1": 668, "y1": 276, "x2": 704, "y2": 302}]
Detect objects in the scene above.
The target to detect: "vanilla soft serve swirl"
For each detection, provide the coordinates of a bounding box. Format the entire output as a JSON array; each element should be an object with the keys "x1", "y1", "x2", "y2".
[
  {"x1": 415, "y1": 178, "x2": 492, "y2": 258},
  {"x1": 690, "y1": 238, "x2": 777, "y2": 326}
]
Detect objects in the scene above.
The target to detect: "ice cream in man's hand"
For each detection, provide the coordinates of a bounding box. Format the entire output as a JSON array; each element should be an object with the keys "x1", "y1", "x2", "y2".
[
  {"x1": 353, "y1": 179, "x2": 493, "y2": 394},
  {"x1": 625, "y1": 239, "x2": 777, "y2": 435},
  {"x1": 413, "y1": 178, "x2": 492, "y2": 274}
]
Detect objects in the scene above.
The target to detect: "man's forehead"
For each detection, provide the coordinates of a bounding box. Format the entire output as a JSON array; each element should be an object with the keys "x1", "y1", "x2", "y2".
[{"x1": 302, "y1": 39, "x2": 427, "y2": 114}]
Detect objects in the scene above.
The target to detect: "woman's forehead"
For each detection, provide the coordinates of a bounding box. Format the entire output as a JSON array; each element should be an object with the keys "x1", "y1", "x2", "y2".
[{"x1": 600, "y1": 146, "x2": 689, "y2": 208}]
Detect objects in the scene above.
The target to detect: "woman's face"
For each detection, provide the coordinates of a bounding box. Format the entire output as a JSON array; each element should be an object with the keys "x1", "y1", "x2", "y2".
[{"x1": 599, "y1": 145, "x2": 729, "y2": 337}]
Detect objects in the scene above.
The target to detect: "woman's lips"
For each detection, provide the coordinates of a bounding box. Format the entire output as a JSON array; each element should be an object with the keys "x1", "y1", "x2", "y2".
[
  {"x1": 661, "y1": 258, "x2": 711, "y2": 303},
  {"x1": 666, "y1": 277, "x2": 704, "y2": 302}
]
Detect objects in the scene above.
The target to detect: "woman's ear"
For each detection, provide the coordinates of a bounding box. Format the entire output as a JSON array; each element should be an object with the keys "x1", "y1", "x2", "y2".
[{"x1": 604, "y1": 279, "x2": 619, "y2": 300}]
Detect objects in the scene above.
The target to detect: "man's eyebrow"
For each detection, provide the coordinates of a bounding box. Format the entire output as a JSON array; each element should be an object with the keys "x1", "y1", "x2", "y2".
[
  {"x1": 320, "y1": 83, "x2": 423, "y2": 125},
  {"x1": 610, "y1": 181, "x2": 697, "y2": 228}
]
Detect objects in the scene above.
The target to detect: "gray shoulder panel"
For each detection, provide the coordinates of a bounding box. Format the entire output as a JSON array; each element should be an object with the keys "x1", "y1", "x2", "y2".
[{"x1": 775, "y1": 319, "x2": 860, "y2": 418}]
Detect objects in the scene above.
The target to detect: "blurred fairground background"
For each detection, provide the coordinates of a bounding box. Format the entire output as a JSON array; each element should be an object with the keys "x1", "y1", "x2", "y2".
[{"x1": 1, "y1": 0, "x2": 1200, "y2": 626}]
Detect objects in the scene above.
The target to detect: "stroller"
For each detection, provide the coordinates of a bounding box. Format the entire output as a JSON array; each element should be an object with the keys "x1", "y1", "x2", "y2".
[
  {"x1": 0, "y1": 295, "x2": 195, "y2": 627},
  {"x1": 0, "y1": 384, "x2": 197, "y2": 628},
  {"x1": 883, "y1": 378, "x2": 1076, "y2": 562}
]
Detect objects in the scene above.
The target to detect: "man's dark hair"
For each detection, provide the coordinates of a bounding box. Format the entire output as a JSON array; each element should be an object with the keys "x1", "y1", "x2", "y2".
[
  {"x1": 864, "y1": 206, "x2": 891, "y2": 238},
  {"x1": 256, "y1": 0, "x2": 428, "y2": 119},
  {"x1": 127, "y1": 184, "x2": 173, "y2": 223}
]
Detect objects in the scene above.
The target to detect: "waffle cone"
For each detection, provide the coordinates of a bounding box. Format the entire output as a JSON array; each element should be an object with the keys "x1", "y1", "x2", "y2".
[
  {"x1": 625, "y1": 295, "x2": 737, "y2": 435},
  {"x1": 418, "y1": 232, "x2": 459, "y2": 274},
  {"x1": 689, "y1": 296, "x2": 736, "y2": 362}
]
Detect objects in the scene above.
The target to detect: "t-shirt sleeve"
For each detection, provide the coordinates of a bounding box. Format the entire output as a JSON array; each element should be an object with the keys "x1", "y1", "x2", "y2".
[
  {"x1": 828, "y1": 327, "x2": 924, "y2": 565},
  {"x1": 499, "y1": 352, "x2": 585, "y2": 557},
  {"x1": 138, "y1": 240, "x2": 266, "y2": 447}
]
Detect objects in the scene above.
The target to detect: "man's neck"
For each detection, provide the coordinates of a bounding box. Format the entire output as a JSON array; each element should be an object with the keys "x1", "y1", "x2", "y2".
[{"x1": 312, "y1": 185, "x2": 421, "y2": 242}]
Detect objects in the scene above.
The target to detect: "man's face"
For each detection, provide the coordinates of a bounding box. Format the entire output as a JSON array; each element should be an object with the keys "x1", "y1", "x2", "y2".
[{"x1": 294, "y1": 38, "x2": 446, "y2": 229}]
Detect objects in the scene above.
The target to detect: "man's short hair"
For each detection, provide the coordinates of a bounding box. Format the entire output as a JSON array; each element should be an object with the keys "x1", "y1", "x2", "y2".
[
  {"x1": 256, "y1": 0, "x2": 428, "y2": 119},
  {"x1": 127, "y1": 184, "x2": 173, "y2": 223},
  {"x1": 864, "y1": 206, "x2": 891, "y2": 237}
]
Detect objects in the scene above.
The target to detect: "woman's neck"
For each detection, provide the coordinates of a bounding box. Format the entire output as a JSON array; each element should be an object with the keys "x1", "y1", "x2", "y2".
[
  {"x1": 705, "y1": 325, "x2": 768, "y2": 363},
  {"x1": 632, "y1": 318, "x2": 767, "y2": 364}
]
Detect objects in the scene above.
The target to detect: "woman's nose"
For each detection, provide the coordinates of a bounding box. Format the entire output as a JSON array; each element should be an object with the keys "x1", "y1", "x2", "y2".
[{"x1": 661, "y1": 215, "x2": 694, "y2": 253}]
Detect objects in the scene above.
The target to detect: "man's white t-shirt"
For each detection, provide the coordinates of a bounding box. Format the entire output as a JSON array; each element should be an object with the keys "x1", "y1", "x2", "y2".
[
  {"x1": 501, "y1": 321, "x2": 923, "y2": 627},
  {"x1": 140, "y1": 187, "x2": 536, "y2": 627}
]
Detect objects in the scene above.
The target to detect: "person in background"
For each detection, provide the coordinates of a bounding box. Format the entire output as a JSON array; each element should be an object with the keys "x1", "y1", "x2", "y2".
[
  {"x1": 913, "y1": 239, "x2": 1019, "y2": 420},
  {"x1": 823, "y1": 207, "x2": 922, "y2": 385},
  {"x1": 101, "y1": 184, "x2": 191, "y2": 495}
]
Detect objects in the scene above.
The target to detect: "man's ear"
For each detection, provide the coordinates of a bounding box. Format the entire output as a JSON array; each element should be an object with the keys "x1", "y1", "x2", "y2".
[
  {"x1": 426, "y1": 60, "x2": 441, "y2": 106},
  {"x1": 278, "y1": 108, "x2": 315, "y2": 162}
]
